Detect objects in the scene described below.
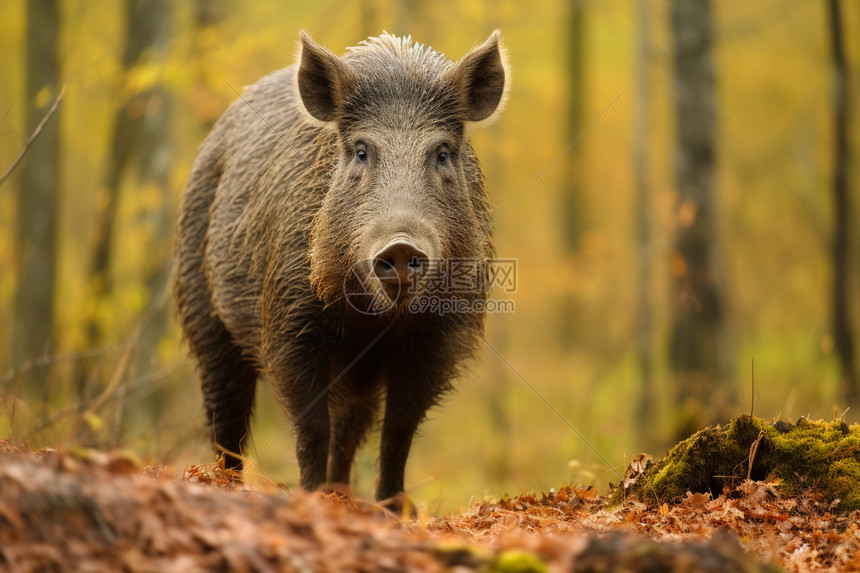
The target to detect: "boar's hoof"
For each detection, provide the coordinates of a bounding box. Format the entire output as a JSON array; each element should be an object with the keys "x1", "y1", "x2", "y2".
[{"x1": 378, "y1": 492, "x2": 417, "y2": 518}]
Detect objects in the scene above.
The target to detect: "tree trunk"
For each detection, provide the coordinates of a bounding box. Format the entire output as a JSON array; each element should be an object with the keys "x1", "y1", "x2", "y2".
[
  {"x1": 80, "y1": 0, "x2": 172, "y2": 427},
  {"x1": 558, "y1": 0, "x2": 587, "y2": 347},
  {"x1": 122, "y1": 0, "x2": 174, "y2": 440},
  {"x1": 560, "y1": 0, "x2": 586, "y2": 253},
  {"x1": 634, "y1": 0, "x2": 655, "y2": 434},
  {"x1": 669, "y1": 0, "x2": 729, "y2": 435},
  {"x1": 194, "y1": 0, "x2": 227, "y2": 28},
  {"x1": 14, "y1": 0, "x2": 61, "y2": 403},
  {"x1": 826, "y1": 0, "x2": 856, "y2": 407},
  {"x1": 485, "y1": 117, "x2": 511, "y2": 483},
  {"x1": 361, "y1": 2, "x2": 378, "y2": 39},
  {"x1": 193, "y1": 0, "x2": 228, "y2": 131},
  {"x1": 395, "y1": 0, "x2": 421, "y2": 37}
]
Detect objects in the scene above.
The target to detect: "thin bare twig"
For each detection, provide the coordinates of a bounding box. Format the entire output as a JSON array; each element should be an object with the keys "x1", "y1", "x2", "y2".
[
  {"x1": 60, "y1": 274, "x2": 172, "y2": 446},
  {"x1": 1, "y1": 346, "x2": 124, "y2": 388},
  {"x1": 747, "y1": 430, "x2": 764, "y2": 481},
  {"x1": 750, "y1": 359, "x2": 755, "y2": 417},
  {"x1": 61, "y1": 325, "x2": 141, "y2": 446},
  {"x1": 0, "y1": 84, "x2": 66, "y2": 186},
  {"x1": 24, "y1": 361, "x2": 186, "y2": 440}
]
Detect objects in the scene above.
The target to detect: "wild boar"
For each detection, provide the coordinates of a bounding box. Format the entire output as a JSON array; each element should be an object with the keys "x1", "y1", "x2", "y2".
[{"x1": 174, "y1": 30, "x2": 508, "y2": 504}]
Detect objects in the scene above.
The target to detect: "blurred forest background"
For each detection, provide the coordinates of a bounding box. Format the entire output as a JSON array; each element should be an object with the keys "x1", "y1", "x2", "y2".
[{"x1": 1, "y1": 0, "x2": 858, "y2": 513}]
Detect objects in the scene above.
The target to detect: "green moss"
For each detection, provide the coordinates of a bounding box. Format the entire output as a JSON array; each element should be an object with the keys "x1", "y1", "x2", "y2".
[
  {"x1": 485, "y1": 551, "x2": 549, "y2": 573},
  {"x1": 615, "y1": 415, "x2": 860, "y2": 512}
]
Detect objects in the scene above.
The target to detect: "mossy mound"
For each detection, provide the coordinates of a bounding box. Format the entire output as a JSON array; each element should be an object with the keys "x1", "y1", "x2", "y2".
[
  {"x1": 615, "y1": 415, "x2": 860, "y2": 511},
  {"x1": 571, "y1": 532, "x2": 781, "y2": 573}
]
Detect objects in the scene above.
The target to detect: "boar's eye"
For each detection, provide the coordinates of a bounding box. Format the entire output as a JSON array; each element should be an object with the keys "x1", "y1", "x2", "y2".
[
  {"x1": 435, "y1": 144, "x2": 450, "y2": 165},
  {"x1": 355, "y1": 143, "x2": 368, "y2": 163}
]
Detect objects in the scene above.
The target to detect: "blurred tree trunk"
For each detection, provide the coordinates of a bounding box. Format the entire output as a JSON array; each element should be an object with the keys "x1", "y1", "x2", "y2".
[
  {"x1": 634, "y1": 0, "x2": 655, "y2": 435},
  {"x1": 81, "y1": 0, "x2": 172, "y2": 431},
  {"x1": 123, "y1": 0, "x2": 174, "y2": 440},
  {"x1": 558, "y1": 0, "x2": 586, "y2": 346},
  {"x1": 395, "y1": 0, "x2": 420, "y2": 37},
  {"x1": 194, "y1": 0, "x2": 226, "y2": 29},
  {"x1": 193, "y1": 0, "x2": 227, "y2": 131},
  {"x1": 482, "y1": 10, "x2": 511, "y2": 484},
  {"x1": 485, "y1": 120, "x2": 511, "y2": 483},
  {"x1": 669, "y1": 0, "x2": 730, "y2": 436},
  {"x1": 361, "y1": 2, "x2": 378, "y2": 38},
  {"x1": 826, "y1": 0, "x2": 856, "y2": 407},
  {"x1": 561, "y1": 0, "x2": 586, "y2": 253},
  {"x1": 14, "y1": 0, "x2": 61, "y2": 404},
  {"x1": 486, "y1": 316, "x2": 511, "y2": 481}
]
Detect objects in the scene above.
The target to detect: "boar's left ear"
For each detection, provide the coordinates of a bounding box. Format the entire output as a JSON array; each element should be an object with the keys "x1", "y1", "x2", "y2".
[
  {"x1": 447, "y1": 30, "x2": 509, "y2": 122},
  {"x1": 297, "y1": 31, "x2": 356, "y2": 122}
]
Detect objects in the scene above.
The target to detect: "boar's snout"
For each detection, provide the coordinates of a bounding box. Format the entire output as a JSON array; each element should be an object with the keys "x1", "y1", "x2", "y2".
[{"x1": 372, "y1": 237, "x2": 429, "y2": 301}]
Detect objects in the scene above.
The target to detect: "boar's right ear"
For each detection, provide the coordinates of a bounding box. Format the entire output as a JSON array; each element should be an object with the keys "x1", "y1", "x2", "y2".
[
  {"x1": 447, "y1": 30, "x2": 510, "y2": 122},
  {"x1": 297, "y1": 31, "x2": 355, "y2": 122}
]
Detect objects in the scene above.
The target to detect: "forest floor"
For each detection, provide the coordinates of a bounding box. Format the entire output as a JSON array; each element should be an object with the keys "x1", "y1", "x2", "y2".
[{"x1": 0, "y1": 434, "x2": 858, "y2": 572}]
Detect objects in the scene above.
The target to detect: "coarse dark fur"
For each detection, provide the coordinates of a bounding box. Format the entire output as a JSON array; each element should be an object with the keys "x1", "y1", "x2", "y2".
[{"x1": 174, "y1": 31, "x2": 508, "y2": 503}]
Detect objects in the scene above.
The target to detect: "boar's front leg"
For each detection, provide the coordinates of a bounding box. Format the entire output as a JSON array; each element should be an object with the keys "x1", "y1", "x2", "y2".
[
  {"x1": 293, "y1": 399, "x2": 330, "y2": 492},
  {"x1": 327, "y1": 385, "x2": 380, "y2": 486},
  {"x1": 274, "y1": 347, "x2": 331, "y2": 492},
  {"x1": 377, "y1": 372, "x2": 440, "y2": 503}
]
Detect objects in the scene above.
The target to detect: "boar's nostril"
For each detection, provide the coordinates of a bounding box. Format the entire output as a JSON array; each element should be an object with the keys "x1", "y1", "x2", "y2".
[
  {"x1": 373, "y1": 258, "x2": 398, "y2": 282},
  {"x1": 372, "y1": 240, "x2": 429, "y2": 298}
]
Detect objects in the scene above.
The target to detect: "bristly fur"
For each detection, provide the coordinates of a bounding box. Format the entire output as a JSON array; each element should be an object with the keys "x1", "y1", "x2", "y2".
[{"x1": 174, "y1": 31, "x2": 508, "y2": 503}]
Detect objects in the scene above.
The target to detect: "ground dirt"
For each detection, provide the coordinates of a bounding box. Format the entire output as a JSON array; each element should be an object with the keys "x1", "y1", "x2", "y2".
[{"x1": 0, "y1": 419, "x2": 858, "y2": 572}]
